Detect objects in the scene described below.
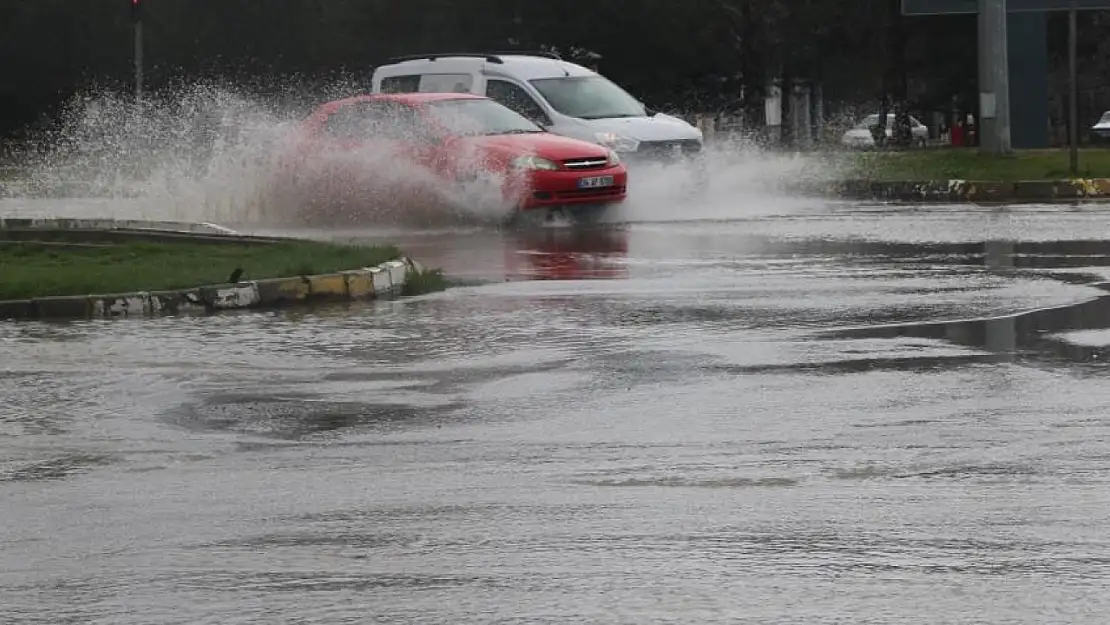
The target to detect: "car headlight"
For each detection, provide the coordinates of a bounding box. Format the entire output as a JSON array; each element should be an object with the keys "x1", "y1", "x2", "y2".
[
  {"x1": 606, "y1": 149, "x2": 620, "y2": 166},
  {"x1": 510, "y1": 155, "x2": 558, "y2": 171},
  {"x1": 595, "y1": 132, "x2": 639, "y2": 152}
]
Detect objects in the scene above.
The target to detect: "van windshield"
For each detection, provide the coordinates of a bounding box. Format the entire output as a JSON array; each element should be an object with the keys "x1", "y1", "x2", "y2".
[
  {"x1": 529, "y1": 76, "x2": 646, "y2": 120},
  {"x1": 424, "y1": 98, "x2": 544, "y2": 136}
]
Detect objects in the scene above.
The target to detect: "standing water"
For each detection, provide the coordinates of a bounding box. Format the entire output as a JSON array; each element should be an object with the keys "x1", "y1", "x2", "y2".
[{"x1": 15, "y1": 85, "x2": 1109, "y2": 624}]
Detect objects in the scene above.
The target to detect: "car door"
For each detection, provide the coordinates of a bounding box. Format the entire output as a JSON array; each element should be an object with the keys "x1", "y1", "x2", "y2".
[
  {"x1": 382, "y1": 101, "x2": 451, "y2": 174},
  {"x1": 320, "y1": 101, "x2": 396, "y2": 150},
  {"x1": 485, "y1": 78, "x2": 552, "y2": 128},
  {"x1": 311, "y1": 100, "x2": 422, "y2": 186}
]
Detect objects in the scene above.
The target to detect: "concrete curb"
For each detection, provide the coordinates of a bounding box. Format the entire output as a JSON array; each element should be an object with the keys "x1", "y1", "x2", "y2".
[
  {"x1": 0, "y1": 179, "x2": 102, "y2": 199},
  {"x1": 0, "y1": 217, "x2": 242, "y2": 236},
  {"x1": 0, "y1": 257, "x2": 432, "y2": 321},
  {"x1": 810, "y1": 178, "x2": 1110, "y2": 203}
]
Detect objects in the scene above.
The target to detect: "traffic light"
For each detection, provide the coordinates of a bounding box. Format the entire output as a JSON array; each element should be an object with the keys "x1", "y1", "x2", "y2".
[{"x1": 130, "y1": 0, "x2": 141, "y2": 22}]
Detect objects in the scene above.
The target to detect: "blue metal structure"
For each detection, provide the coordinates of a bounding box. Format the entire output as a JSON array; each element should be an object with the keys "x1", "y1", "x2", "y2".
[
  {"x1": 902, "y1": 0, "x2": 1109, "y2": 150},
  {"x1": 903, "y1": 0, "x2": 1108, "y2": 13}
]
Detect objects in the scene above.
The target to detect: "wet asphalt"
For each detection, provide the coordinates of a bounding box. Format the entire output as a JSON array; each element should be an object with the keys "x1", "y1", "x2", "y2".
[{"x1": 3, "y1": 200, "x2": 1110, "y2": 623}]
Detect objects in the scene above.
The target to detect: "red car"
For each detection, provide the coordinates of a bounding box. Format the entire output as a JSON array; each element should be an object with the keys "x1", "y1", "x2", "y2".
[{"x1": 277, "y1": 92, "x2": 628, "y2": 225}]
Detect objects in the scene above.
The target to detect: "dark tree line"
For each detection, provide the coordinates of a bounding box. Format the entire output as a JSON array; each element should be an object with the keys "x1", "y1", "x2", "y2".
[{"x1": 1, "y1": 0, "x2": 1108, "y2": 141}]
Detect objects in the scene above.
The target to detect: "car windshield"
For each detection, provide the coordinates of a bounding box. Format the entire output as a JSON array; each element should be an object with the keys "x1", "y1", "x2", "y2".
[
  {"x1": 423, "y1": 98, "x2": 544, "y2": 136},
  {"x1": 854, "y1": 113, "x2": 921, "y2": 129},
  {"x1": 529, "y1": 76, "x2": 646, "y2": 120},
  {"x1": 855, "y1": 114, "x2": 893, "y2": 129}
]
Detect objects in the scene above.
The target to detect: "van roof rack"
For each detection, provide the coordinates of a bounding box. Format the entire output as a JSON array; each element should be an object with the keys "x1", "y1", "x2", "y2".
[
  {"x1": 387, "y1": 51, "x2": 563, "y2": 65},
  {"x1": 388, "y1": 53, "x2": 505, "y2": 64},
  {"x1": 483, "y1": 50, "x2": 564, "y2": 60}
]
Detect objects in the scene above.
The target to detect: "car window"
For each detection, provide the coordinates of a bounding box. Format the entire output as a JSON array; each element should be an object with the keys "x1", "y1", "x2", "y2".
[
  {"x1": 418, "y1": 73, "x2": 473, "y2": 93},
  {"x1": 486, "y1": 79, "x2": 550, "y2": 125},
  {"x1": 1100, "y1": 111, "x2": 1110, "y2": 123},
  {"x1": 423, "y1": 98, "x2": 543, "y2": 137},
  {"x1": 322, "y1": 101, "x2": 423, "y2": 141},
  {"x1": 856, "y1": 114, "x2": 911, "y2": 129},
  {"x1": 855, "y1": 114, "x2": 880, "y2": 128},
  {"x1": 380, "y1": 75, "x2": 420, "y2": 93},
  {"x1": 529, "y1": 76, "x2": 645, "y2": 120}
]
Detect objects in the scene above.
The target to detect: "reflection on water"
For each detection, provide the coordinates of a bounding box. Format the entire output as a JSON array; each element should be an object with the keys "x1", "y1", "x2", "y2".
[
  {"x1": 507, "y1": 227, "x2": 629, "y2": 281},
  {"x1": 828, "y1": 291, "x2": 1110, "y2": 365},
  {"x1": 822, "y1": 239, "x2": 1110, "y2": 365}
]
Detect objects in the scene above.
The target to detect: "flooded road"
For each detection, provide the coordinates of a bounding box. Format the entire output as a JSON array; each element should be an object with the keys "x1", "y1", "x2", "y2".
[{"x1": 5, "y1": 200, "x2": 1110, "y2": 623}]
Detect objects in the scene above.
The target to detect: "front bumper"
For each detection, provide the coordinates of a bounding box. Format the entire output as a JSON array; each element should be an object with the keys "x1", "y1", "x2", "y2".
[
  {"x1": 517, "y1": 166, "x2": 628, "y2": 210},
  {"x1": 618, "y1": 139, "x2": 704, "y2": 167}
]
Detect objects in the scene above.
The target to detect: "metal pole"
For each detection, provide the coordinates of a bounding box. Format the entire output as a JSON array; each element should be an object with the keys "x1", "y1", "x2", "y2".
[
  {"x1": 978, "y1": 0, "x2": 1012, "y2": 154},
  {"x1": 134, "y1": 21, "x2": 144, "y2": 102},
  {"x1": 982, "y1": 0, "x2": 1012, "y2": 154},
  {"x1": 977, "y1": 0, "x2": 989, "y2": 150},
  {"x1": 996, "y1": 0, "x2": 1011, "y2": 154},
  {"x1": 132, "y1": 0, "x2": 143, "y2": 103},
  {"x1": 1068, "y1": 3, "x2": 1079, "y2": 177}
]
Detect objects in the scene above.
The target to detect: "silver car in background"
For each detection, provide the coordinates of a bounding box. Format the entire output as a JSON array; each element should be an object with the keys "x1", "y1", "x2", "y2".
[
  {"x1": 840, "y1": 113, "x2": 929, "y2": 149},
  {"x1": 1091, "y1": 110, "x2": 1110, "y2": 145}
]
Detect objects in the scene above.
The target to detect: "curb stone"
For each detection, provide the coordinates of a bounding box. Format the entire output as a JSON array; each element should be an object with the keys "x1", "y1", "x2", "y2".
[
  {"x1": 811, "y1": 178, "x2": 1110, "y2": 202},
  {"x1": 0, "y1": 217, "x2": 241, "y2": 236},
  {"x1": 0, "y1": 256, "x2": 430, "y2": 322}
]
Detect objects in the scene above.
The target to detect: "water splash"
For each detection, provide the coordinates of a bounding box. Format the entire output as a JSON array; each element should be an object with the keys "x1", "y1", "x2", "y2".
[
  {"x1": 259, "y1": 136, "x2": 518, "y2": 228},
  {"x1": 3, "y1": 82, "x2": 834, "y2": 228},
  {"x1": 13, "y1": 81, "x2": 301, "y2": 223},
  {"x1": 609, "y1": 134, "x2": 840, "y2": 223}
]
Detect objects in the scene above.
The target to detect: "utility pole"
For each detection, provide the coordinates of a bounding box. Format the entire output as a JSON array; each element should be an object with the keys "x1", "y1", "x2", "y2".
[
  {"x1": 132, "y1": 0, "x2": 144, "y2": 103},
  {"x1": 1068, "y1": 1, "x2": 1079, "y2": 176},
  {"x1": 978, "y1": 0, "x2": 1011, "y2": 154}
]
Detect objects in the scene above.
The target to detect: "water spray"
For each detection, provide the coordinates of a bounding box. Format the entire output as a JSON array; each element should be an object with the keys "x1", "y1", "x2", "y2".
[{"x1": 1, "y1": 81, "x2": 834, "y2": 228}]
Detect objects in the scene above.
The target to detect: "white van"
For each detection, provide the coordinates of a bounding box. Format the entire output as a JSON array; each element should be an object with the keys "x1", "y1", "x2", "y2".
[{"x1": 369, "y1": 52, "x2": 705, "y2": 167}]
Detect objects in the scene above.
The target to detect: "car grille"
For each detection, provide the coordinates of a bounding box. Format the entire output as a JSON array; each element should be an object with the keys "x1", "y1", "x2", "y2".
[
  {"x1": 562, "y1": 157, "x2": 610, "y2": 170},
  {"x1": 629, "y1": 139, "x2": 703, "y2": 162}
]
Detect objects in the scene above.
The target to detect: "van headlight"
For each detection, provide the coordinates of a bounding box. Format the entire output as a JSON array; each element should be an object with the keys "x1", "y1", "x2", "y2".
[
  {"x1": 595, "y1": 132, "x2": 639, "y2": 153},
  {"x1": 606, "y1": 149, "x2": 621, "y2": 166},
  {"x1": 510, "y1": 155, "x2": 558, "y2": 171}
]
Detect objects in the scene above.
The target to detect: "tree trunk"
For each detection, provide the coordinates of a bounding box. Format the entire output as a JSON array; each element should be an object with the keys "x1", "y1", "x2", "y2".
[
  {"x1": 780, "y1": 73, "x2": 793, "y2": 148},
  {"x1": 739, "y1": 0, "x2": 763, "y2": 129}
]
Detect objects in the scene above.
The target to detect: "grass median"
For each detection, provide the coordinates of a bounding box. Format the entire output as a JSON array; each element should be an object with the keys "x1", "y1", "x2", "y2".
[
  {"x1": 835, "y1": 147, "x2": 1110, "y2": 182},
  {"x1": 0, "y1": 239, "x2": 404, "y2": 301}
]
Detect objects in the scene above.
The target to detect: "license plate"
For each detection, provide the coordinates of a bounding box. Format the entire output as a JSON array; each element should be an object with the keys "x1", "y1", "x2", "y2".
[{"x1": 577, "y1": 175, "x2": 614, "y2": 189}]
